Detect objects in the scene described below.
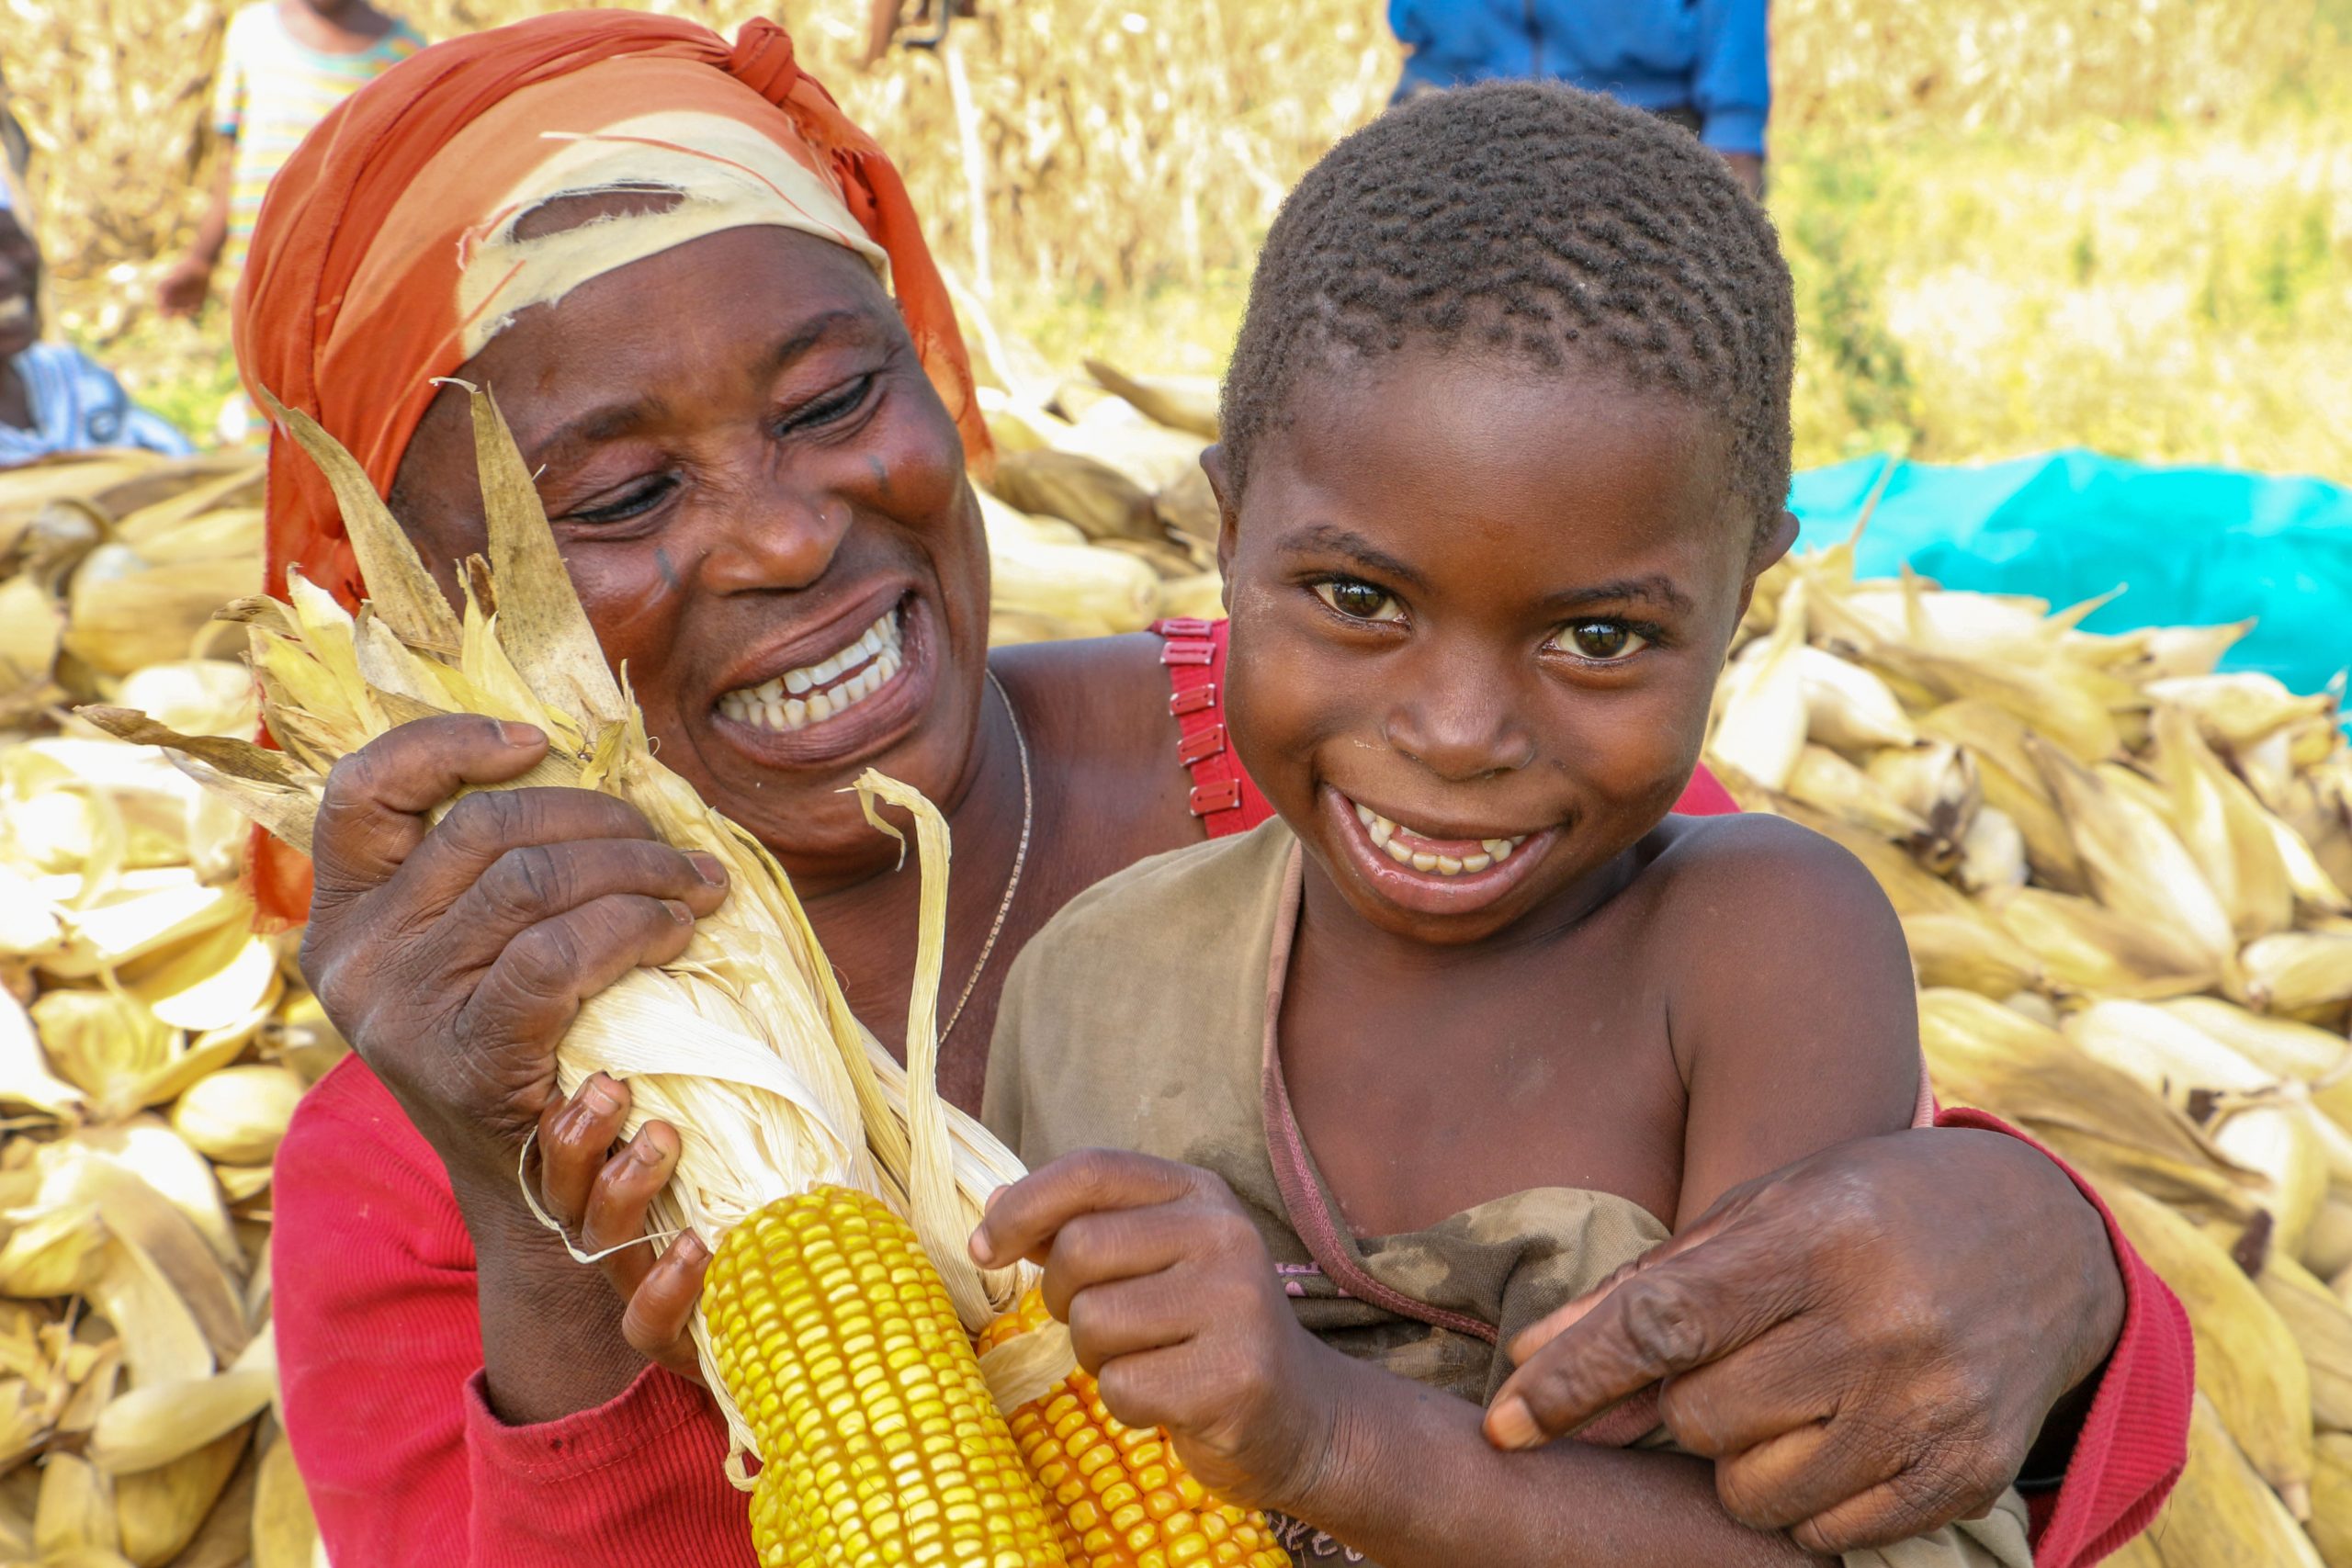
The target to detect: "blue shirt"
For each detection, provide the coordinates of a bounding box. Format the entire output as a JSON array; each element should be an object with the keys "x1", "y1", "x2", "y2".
[
  {"x1": 0, "y1": 343, "x2": 197, "y2": 468},
  {"x1": 1389, "y1": 0, "x2": 1770, "y2": 156}
]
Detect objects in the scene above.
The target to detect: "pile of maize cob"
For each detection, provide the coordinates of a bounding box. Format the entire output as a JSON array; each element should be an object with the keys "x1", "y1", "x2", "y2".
[
  {"x1": 0, "y1": 448, "x2": 329, "y2": 1565},
  {"x1": 88, "y1": 390, "x2": 1286, "y2": 1567},
  {"x1": 23, "y1": 351, "x2": 2352, "y2": 1565},
  {"x1": 972, "y1": 360, "x2": 1227, "y2": 643},
  {"x1": 1708, "y1": 522, "x2": 2352, "y2": 1565}
]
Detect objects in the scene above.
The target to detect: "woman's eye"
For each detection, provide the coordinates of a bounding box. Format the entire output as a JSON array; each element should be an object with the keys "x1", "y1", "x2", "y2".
[
  {"x1": 561, "y1": 476, "x2": 675, "y2": 525},
  {"x1": 783, "y1": 374, "x2": 876, "y2": 433},
  {"x1": 1557, "y1": 620, "x2": 1648, "y2": 660},
  {"x1": 1314, "y1": 580, "x2": 1404, "y2": 623}
]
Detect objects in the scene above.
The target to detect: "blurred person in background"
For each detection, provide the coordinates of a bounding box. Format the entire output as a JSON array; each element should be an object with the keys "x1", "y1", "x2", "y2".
[
  {"x1": 1388, "y1": 0, "x2": 1769, "y2": 194},
  {"x1": 0, "y1": 186, "x2": 194, "y2": 466},
  {"x1": 155, "y1": 0, "x2": 424, "y2": 320}
]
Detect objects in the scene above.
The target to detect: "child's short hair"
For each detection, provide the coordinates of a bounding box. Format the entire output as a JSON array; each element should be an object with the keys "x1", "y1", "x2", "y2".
[{"x1": 1220, "y1": 82, "x2": 1796, "y2": 547}]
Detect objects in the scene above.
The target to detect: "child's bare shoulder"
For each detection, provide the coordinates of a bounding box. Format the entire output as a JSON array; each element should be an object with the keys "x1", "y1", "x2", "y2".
[{"x1": 1637, "y1": 810, "x2": 1901, "y2": 941}]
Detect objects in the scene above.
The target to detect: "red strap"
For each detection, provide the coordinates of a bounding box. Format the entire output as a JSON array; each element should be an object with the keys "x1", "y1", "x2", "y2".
[{"x1": 1153, "y1": 619, "x2": 1275, "y2": 837}]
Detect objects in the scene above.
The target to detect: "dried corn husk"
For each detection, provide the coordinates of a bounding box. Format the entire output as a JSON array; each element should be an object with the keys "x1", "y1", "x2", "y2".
[{"x1": 88, "y1": 390, "x2": 1062, "y2": 1478}]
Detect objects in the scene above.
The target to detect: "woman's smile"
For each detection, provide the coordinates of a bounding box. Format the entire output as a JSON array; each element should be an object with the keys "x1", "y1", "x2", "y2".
[{"x1": 707, "y1": 589, "x2": 932, "y2": 767}]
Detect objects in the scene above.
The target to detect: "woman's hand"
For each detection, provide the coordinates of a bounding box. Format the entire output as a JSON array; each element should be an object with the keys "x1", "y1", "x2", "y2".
[
  {"x1": 300, "y1": 713, "x2": 729, "y2": 1201},
  {"x1": 299, "y1": 714, "x2": 735, "y2": 1424},
  {"x1": 969, "y1": 1149, "x2": 1340, "y2": 1511},
  {"x1": 1485, "y1": 1128, "x2": 2123, "y2": 1554}
]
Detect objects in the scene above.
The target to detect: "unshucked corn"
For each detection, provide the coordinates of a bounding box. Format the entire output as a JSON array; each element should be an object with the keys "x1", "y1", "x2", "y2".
[{"x1": 1707, "y1": 533, "x2": 2352, "y2": 1562}]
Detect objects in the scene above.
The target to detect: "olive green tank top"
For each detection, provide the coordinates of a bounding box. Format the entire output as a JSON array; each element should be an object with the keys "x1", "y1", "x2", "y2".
[{"x1": 984, "y1": 819, "x2": 2030, "y2": 1567}]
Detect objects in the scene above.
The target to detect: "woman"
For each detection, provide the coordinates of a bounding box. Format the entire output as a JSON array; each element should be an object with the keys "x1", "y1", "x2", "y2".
[{"x1": 241, "y1": 14, "x2": 2187, "y2": 1566}]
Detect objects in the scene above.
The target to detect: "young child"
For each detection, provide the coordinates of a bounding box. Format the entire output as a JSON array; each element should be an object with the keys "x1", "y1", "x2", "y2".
[
  {"x1": 156, "y1": 0, "x2": 424, "y2": 319},
  {"x1": 972, "y1": 85, "x2": 2031, "y2": 1567}
]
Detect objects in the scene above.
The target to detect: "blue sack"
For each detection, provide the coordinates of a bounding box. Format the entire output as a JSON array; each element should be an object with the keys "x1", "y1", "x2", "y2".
[{"x1": 1789, "y1": 450, "x2": 2352, "y2": 697}]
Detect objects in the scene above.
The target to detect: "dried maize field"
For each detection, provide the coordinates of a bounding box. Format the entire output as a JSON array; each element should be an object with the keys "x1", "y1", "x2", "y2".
[{"x1": 6, "y1": 0, "x2": 2349, "y2": 471}]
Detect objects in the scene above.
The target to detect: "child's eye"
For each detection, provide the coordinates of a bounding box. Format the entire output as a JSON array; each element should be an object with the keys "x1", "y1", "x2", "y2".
[
  {"x1": 1314, "y1": 580, "x2": 1404, "y2": 623},
  {"x1": 1555, "y1": 620, "x2": 1649, "y2": 661}
]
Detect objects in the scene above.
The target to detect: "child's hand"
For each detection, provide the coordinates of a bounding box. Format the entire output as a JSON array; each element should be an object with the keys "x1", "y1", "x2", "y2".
[{"x1": 969, "y1": 1149, "x2": 1336, "y2": 1511}]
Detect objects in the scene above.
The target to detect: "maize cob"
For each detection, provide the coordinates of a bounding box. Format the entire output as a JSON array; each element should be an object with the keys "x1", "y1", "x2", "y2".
[
  {"x1": 977, "y1": 1289, "x2": 1287, "y2": 1568},
  {"x1": 706, "y1": 1188, "x2": 1063, "y2": 1568}
]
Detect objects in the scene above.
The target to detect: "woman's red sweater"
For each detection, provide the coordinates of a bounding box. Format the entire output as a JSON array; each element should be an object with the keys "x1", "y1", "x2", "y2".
[{"x1": 274, "y1": 622, "x2": 2188, "y2": 1566}]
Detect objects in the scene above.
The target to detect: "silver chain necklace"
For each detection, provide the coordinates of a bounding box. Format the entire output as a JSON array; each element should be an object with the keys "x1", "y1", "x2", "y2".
[{"x1": 937, "y1": 669, "x2": 1032, "y2": 1043}]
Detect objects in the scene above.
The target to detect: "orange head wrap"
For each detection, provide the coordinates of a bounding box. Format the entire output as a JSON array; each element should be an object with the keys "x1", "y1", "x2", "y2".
[{"x1": 233, "y1": 10, "x2": 988, "y2": 923}]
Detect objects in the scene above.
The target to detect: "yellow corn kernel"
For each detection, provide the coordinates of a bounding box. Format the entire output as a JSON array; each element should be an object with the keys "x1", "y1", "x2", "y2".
[
  {"x1": 978, "y1": 1289, "x2": 1289, "y2": 1568},
  {"x1": 707, "y1": 1188, "x2": 1067, "y2": 1567}
]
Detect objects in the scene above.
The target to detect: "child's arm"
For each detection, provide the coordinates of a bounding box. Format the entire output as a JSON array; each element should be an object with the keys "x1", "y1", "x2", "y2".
[
  {"x1": 157, "y1": 156, "x2": 234, "y2": 318},
  {"x1": 972, "y1": 1149, "x2": 1827, "y2": 1568},
  {"x1": 1662, "y1": 815, "x2": 1923, "y2": 1229},
  {"x1": 160, "y1": 22, "x2": 243, "y2": 319}
]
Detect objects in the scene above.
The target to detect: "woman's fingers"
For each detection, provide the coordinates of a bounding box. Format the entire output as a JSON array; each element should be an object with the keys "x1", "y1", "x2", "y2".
[
  {"x1": 529, "y1": 1083, "x2": 707, "y2": 1382},
  {"x1": 1709, "y1": 1412, "x2": 1908, "y2": 1537},
  {"x1": 440, "y1": 836, "x2": 727, "y2": 965},
  {"x1": 622, "y1": 1233, "x2": 712, "y2": 1382},
  {"x1": 536, "y1": 1073, "x2": 631, "y2": 1228},
  {"x1": 1487, "y1": 1217, "x2": 1799, "y2": 1450},
  {"x1": 580, "y1": 1122, "x2": 679, "y2": 1256},
  {"x1": 307, "y1": 715, "x2": 548, "y2": 913},
  {"x1": 458, "y1": 893, "x2": 701, "y2": 1059},
  {"x1": 1039, "y1": 1201, "x2": 1219, "y2": 1325},
  {"x1": 1061, "y1": 1271, "x2": 1206, "y2": 1375},
  {"x1": 383, "y1": 785, "x2": 701, "y2": 954}
]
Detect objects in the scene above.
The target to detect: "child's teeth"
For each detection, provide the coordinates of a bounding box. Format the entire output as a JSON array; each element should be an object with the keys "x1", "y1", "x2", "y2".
[{"x1": 1353, "y1": 797, "x2": 1533, "y2": 876}]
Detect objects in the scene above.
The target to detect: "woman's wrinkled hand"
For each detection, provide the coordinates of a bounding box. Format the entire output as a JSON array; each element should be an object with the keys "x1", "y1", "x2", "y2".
[
  {"x1": 969, "y1": 1149, "x2": 1338, "y2": 1512},
  {"x1": 1485, "y1": 1128, "x2": 2124, "y2": 1555},
  {"x1": 298, "y1": 714, "x2": 729, "y2": 1198},
  {"x1": 530, "y1": 1071, "x2": 712, "y2": 1382}
]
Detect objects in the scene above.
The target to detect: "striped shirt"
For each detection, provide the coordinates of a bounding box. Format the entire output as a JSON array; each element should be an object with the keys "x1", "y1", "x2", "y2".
[
  {"x1": 212, "y1": 4, "x2": 425, "y2": 273},
  {"x1": 0, "y1": 343, "x2": 196, "y2": 467}
]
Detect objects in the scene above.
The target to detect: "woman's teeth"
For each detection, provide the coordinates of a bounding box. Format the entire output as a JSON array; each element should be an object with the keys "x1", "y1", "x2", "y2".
[
  {"x1": 1351, "y1": 801, "x2": 1527, "y2": 877},
  {"x1": 0, "y1": 296, "x2": 28, "y2": 328},
  {"x1": 718, "y1": 610, "x2": 903, "y2": 732}
]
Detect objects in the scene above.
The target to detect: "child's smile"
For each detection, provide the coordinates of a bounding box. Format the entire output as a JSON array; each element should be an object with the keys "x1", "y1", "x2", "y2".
[
  {"x1": 1212, "y1": 344, "x2": 1791, "y2": 946},
  {"x1": 1324, "y1": 784, "x2": 1553, "y2": 915}
]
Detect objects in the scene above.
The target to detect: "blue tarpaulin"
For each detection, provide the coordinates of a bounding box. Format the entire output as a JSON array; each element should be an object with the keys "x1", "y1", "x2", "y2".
[{"x1": 1788, "y1": 450, "x2": 2352, "y2": 696}]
